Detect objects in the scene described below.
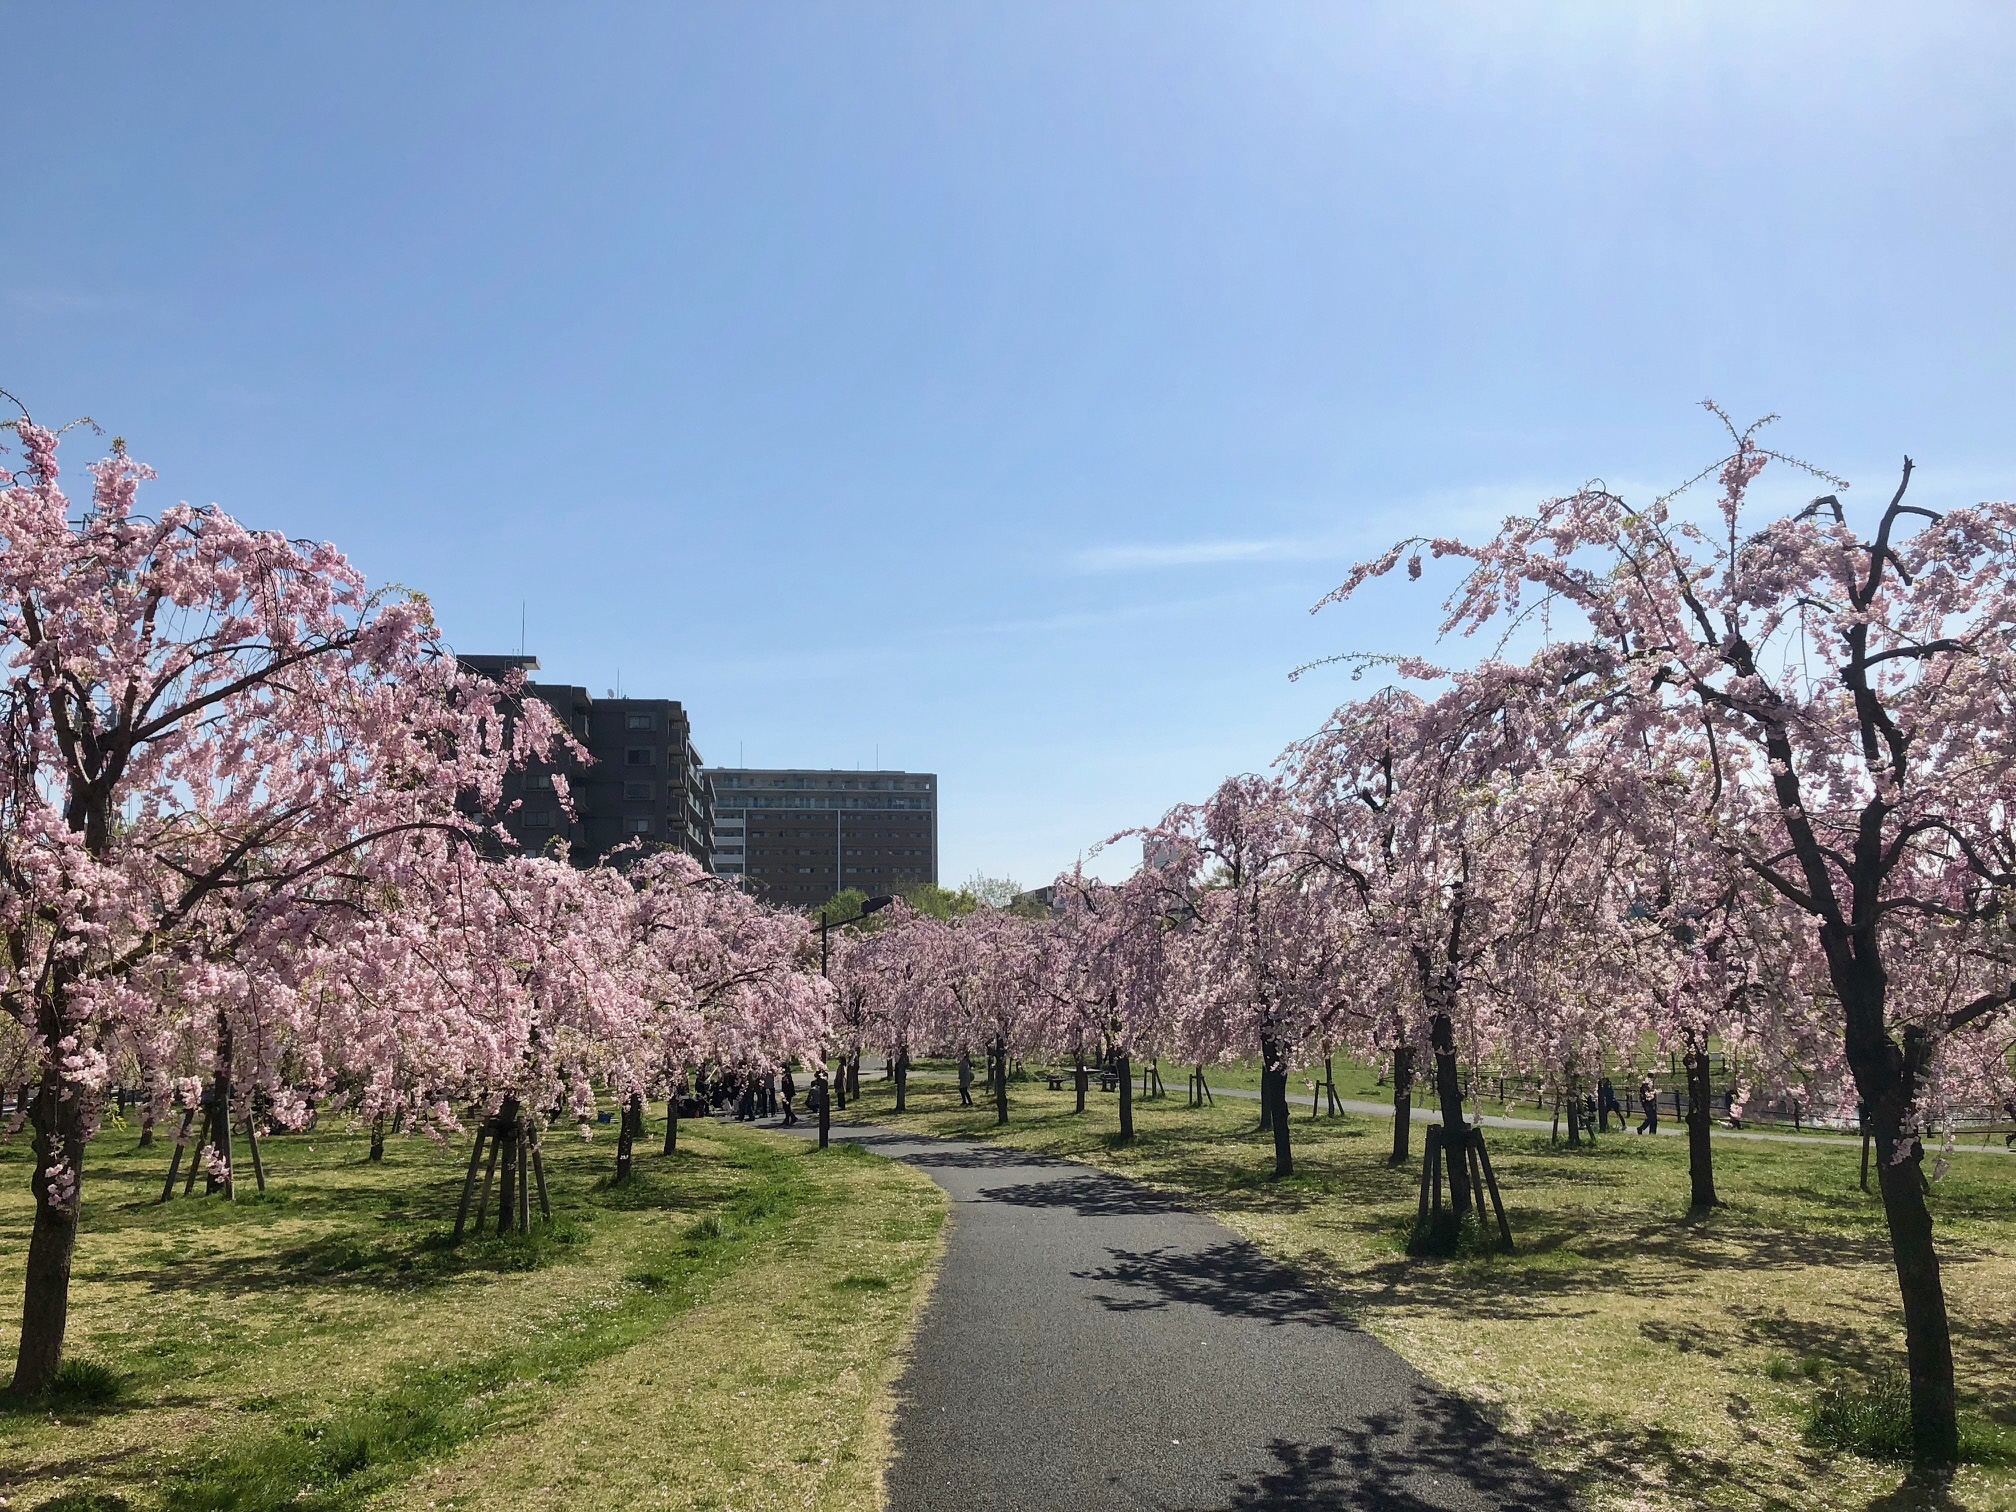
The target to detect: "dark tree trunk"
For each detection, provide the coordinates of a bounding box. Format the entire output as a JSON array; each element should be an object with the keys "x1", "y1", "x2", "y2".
[
  {"x1": 614, "y1": 1093, "x2": 640, "y2": 1182},
  {"x1": 1684, "y1": 1040, "x2": 1718, "y2": 1210},
  {"x1": 894, "y1": 1045, "x2": 910, "y2": 1114},
  {"x1": 495, "y1": 1098, "x2": 521, "y2": 1233},
  {"x1": 204, "y1": 1021, "x2": 237, "y2": 1199},
  {"x1": 369, "y1": 1113, "x2": 386, "y2": 1163},
  {"x1": 138, "y1": 1104, "x2": 156, "y2": 1150},
  {"x1": 834, "y1": 1065, "x2": 847, "y2": 1112},
  {"x1": 1390, "y1": 1044, "x2": 1413, "y2": 1165},
  {"x1": 993, "y1": 1034, "x2": 1009, "y2": 1126},
  {"x1": 1261, "y1": 1035, "x2": 1292, "y2": 1179},
  {"x1": 664, "y1": 1098, "x2": 679, "y2": 1156},
  {"x1": 1835, "y1": 947, "x2": 1958, "y2": 1463},
  {"x1": 1430, "y1": 1012, "x2": 1471, "y2": 1223},
  {"x1": 8, "y1": 1061, "x2": 83, "y2": 1397},
  {"x1": 848, "y1": 1055, "x2": 861, "y2": 1100},
  {"x1": 1565, "y1": 1071, "x2": 1581, "y2": 1149},
  {"x1": 1074, "y1": 1050, "x2": 1087, "y2": 1115},
  {"x1": 1117, "y1": 1050, "x2": 1134, "y2": 1142}
]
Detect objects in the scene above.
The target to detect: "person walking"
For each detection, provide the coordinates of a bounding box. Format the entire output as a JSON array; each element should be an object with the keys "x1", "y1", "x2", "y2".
[
  {"x1": 780, "y1": 1065, "x2": 798, "y2": 1127},
  {"x1": 807, "y1": 1068, "x2": 831, "y2": 1149},
  {"x1": 1597, "y1": 1076, "x2": 1623, "y2": 1133},
  {"x1": 1636, "y1": 1072, "x2": 1659, "y2": 1135},
  {"x1": 958, "y1": 1051, "x2": 975, "y2": 1107}
]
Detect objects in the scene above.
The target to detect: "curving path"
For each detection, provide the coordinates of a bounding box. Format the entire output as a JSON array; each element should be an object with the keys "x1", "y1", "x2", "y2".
[{"x1": 788, "y1": 1121, "x2": 1554, "y2": 1512}]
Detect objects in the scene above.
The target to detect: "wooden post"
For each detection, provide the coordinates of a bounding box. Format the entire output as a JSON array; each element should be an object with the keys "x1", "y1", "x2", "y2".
[
  {"x1": 243, "y1": 1115, "x2": 266, "y2": 1195},
  {"x1": 1428, "y1": 1125, "x2": 1445, "y2": 1217},
  {"x1": 473, "y1": 1127, "x2": 501, "y2": 1233},
  {"x1": 532, "y1": 1141, "x2": 552, "y2": 1220},
  {"x1": 524, "y1": 1137, "x2": 540, "y2": 1233},
  {"x1": 159, "y1": 1105, "x2": 198, "y2": 1203},
  {"x1": 1416, "y1": 1124, "x2": 1438, "y2": 1232},
  {"x1": 183, "y1": 1100, "x2": 212, "y2": 1196},
  {"x1": 453, "y1": 1125, "x2": 488, "y2": 1241},
  {"x1": 1474, "y1": 1130, "x2": 1514, "y2": 1250}
]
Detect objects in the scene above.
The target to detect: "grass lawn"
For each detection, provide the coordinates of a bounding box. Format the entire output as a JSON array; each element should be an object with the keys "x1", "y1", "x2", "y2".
[
  {"x1": 845, "y1": 1073, "x2": 2016, "y2": 1512},
  {"x1": 0, "y1": 1112, "x2": 946, "y2": 1512}
]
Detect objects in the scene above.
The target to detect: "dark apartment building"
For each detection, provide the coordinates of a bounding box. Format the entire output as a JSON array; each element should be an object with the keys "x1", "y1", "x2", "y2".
[
  {"x1": 459, "y1": 655, "x2": 713, "y2": 868},
  {"x1": 709, "y1": 769, "x2": 937, "y2": 905}
]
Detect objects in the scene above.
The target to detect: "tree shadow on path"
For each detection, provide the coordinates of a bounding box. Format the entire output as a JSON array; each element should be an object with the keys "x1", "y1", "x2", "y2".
[
  {"x1": 979, "y1": 1173, "x2": 1191, "y2": 1218},
  {"x1": 1171, "y1": 1388, "x2": 1561, "y2": 1511},
  {"x1": 1075, "y1": 1239, "x2": 1349, "y2": 1328}
]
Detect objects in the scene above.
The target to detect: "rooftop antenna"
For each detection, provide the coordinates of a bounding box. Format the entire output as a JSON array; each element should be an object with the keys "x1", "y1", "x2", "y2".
[{"x1": 519, "y1": 600, "x2": 525, "y2": 658}]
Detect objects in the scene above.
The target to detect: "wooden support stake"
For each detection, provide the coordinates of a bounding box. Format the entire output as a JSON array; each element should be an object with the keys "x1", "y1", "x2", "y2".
[
  {"x1": 517, "y1": 1134, "x2": 530, "y2": 1234},
  {"x1": 1474, "y1": 1130, "x2": 1514, "y2": 1251},
  {"x1": 473, "y1": 1127, "x2": 501, "y2": 1233},
  {"x1": 452, "y1": 1126, "x2": 488, "y2": 1241},
  {"x1": 244, "y1": 1115, "x2": 266, "y2": 1195},
  {"x1": 159, "y1": 1105, "x2": 197, "y2": 1203},
  {"x1": 184, "y1": 1101, "x2": 213, "y2": 1196},
  {"x1": 532, "y1": 1143, "x2": 551, "y2": 1220},
  {"x1": 1416, "y1": 1124, "x2": 1439, "y2": 1231}
]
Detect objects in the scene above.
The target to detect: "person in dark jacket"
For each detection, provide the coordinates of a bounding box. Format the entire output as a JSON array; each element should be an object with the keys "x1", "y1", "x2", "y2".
[
  {"x1": 1636, "y1": 1073, "x2": 1659, "y2": 1135},
  {"x1": 781, "y1": 1065, "x2": 798, "y2": 1126},
  {"x1": 957, "y1": 1052, "x2": 975, "y2": 1107}
]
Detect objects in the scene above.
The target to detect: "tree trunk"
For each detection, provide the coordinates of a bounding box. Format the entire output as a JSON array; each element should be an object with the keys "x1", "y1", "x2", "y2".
[
  {"x1": 614, "y1": 1093, "x2": 640, "y2": 1182},
  {"x1": 1390, "y1": 1044, "x2": 1413, "y2": 1165},
  {"x1": 894, "y1": 1045, "x2": 910, "y2": 1114},
  {"x1": 368, "y1": 1113, "x2": 386, "y2": 1163},
  {"x1": 1074, "y1": 1050, "x2": 1087, "y2": 1115},
  {"x1": 1565, "y1": 1070, "x2": 1581, "y2": 1149},
  {"x1": 1430, "y1": 1012, "x2": 1471, "y2": 1223},
  {"x1": 8, "y1": 1062, "x2": 83, "y2": 1396},
  {"x1": 495, "y1": 1099, "x2": 521, "y2": 1234},
  {"x1": 1261, "y1": 1035, "x2": 1292, "y2": 1179},
  {"x1": 993, "y1": 1034, "x2": 1009, "y2": 1126},
  {"x1": 204, "y1": 1021, "x2": 237, "y2": 1199},
  {"x1": 1684, "y1": 1040, "x2": 1718, "y2": 1210},
  {"x1": 848, "y1": 1055, "x2": 861, "y2": 1100},
  {"x1": 1117, "y1": 1049, "x2": 1134, "y2": 1142},
  {"x1": 138, "y1": 1104, "x2": 156, "y2": 1150},
  {"x1": 664, "y1": 1098, "x2": 679, "y2": 1156},
  {"x1": 1837, "y1": 954, "x2": 1958, "y2": 1463}
]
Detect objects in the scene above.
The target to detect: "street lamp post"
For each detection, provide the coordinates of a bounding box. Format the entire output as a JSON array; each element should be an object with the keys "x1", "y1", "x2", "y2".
[{"x1": 816, "y1": 893, "x2": 893, "y2": 1146}]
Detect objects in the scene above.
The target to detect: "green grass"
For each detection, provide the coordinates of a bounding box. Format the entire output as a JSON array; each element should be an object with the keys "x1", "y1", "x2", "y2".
[
  {"x1": 842, "y1": 1073, "x2": 2016, "y2": 1512},
  {"x1": 0, "y1": 1112, "x2": 946, "y2": 1512}
]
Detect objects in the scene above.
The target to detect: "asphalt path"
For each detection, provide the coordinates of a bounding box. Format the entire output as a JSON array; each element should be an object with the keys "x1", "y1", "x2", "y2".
[{"x1": 782, "y1": 1118, "x2": 1554, "y2": 1511}]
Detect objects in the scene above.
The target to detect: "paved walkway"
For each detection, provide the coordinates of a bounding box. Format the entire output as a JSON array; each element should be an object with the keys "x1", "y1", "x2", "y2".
[{"x1": 785, "y1": 1119, "x2": 1552, "y2": 1511}]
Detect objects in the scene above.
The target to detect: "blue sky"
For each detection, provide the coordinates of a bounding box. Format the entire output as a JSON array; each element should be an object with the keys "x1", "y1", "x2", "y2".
[{"x1": 6, "y1": 3, "x2": 2015, "y2": 887}]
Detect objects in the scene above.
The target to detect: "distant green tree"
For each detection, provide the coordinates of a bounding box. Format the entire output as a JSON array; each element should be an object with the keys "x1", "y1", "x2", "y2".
[
  {"x1": 902, "y1": 882, "x2": 977, "y2": 920},
  {"x1": 813, "y1": 888, "x2": 872, "y2": 925},
  {"x1": 962, "y1": 873, "x2": 1023, "y2": 909}
]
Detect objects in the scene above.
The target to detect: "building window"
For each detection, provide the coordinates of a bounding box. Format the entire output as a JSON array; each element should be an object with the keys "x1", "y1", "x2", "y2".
[
  {"x1": 624, "y1": 781, "x2": 654, "y2": 800},
  {"x1": 522, "y1": 811, "x2": 555, "y2": 830},
  {"x1": 625, "y1": 817, "x2": 653, "y2": 835},
  {"x1": 626, "y1": 712, "x2": 655, "y2": 730},
  {"x1": 627, "y1": 747, "x2": 654, "y2": 766},
  {"x1": 524, "y1": 770, "x2": 553, "y2": 790}
]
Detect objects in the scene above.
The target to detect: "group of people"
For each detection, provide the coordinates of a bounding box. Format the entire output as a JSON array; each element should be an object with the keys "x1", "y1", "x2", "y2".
[
  {"x1": 1579, "y1": 1075, "x2": 1663, "y2": 1136},
  {"x1": 694, "y1": 1063, "x2": 828, "y2": 1129}
]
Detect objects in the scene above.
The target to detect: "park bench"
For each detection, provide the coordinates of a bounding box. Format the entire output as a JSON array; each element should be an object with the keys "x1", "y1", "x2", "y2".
[{"x1": 1041, "y1": 1069, "x2": 1120, "y2": 1092}]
